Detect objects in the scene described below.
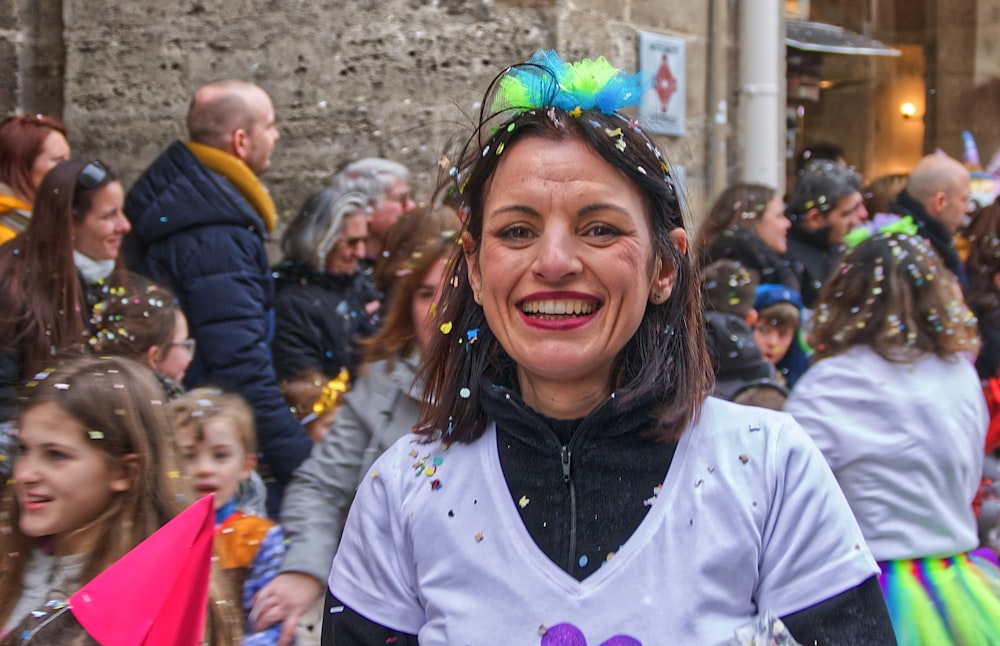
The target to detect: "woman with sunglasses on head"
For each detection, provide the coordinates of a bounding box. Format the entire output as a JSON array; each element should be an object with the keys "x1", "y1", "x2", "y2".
[
  {"x1": 271, "y1": 188, "x2": 381, "y2": 442},
  {"x1": 0, "y1": 159, "x2": 132, "y2": 469},
  {"x1": 0, "y1": 114, "x2": 71, "y2": 245}
]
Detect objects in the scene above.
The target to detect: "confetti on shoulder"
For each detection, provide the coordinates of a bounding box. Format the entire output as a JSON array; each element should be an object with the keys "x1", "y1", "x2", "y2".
[{"x1": 474, "y1": 531, "x2": 484, "y2": 543}]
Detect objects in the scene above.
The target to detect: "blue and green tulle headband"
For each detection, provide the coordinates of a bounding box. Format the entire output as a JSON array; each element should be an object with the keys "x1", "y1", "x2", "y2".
[{"x1": 491, "y1": 50, "x2": 651, "y2": 115}]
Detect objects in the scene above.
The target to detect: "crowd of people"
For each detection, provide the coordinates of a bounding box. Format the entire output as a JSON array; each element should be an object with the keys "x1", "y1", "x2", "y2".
[{"x1": 0, "y1": 49, "x2": 998, "y2": 645}]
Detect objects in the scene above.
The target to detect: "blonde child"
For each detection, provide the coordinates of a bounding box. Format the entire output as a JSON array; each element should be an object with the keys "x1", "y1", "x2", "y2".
[
  {"x1": 0, "y1": 355, "x2": 239, "y2": 642},
  {"x1": 172, "y1": 388, "x2": 285, "y2": 645}
]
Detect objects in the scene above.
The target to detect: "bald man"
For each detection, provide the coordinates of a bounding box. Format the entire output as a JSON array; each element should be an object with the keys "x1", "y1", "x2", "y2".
[
  {"x1": 125, "y1": 80, "x2": 311, "y2": 517},
  {"x1": 889, "y1": 154, "x2": 971, "y2": 287}
]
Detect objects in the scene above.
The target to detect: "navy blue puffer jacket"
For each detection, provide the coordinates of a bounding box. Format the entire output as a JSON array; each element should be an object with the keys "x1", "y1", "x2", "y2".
[{"x1": 124, "y1": 142, "x2": 311, "y2": 509}]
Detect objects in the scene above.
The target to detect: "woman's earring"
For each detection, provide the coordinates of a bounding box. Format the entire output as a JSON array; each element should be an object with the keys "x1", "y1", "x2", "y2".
[{"x1": 651, "y1": 291, "x2": 663, "y2": 304}]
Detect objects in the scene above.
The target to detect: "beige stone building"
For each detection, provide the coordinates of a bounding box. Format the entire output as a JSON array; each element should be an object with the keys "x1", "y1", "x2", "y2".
[{"x1": 3, "y1": 0, "x2": 997, "y2": 226}]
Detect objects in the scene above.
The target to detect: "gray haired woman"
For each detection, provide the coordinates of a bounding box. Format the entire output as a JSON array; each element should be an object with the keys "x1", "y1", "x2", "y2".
[{"x1": 271, "y1": 188, "x2": 381, "y2": 435}]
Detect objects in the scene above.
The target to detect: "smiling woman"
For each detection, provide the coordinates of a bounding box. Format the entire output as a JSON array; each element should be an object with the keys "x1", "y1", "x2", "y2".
[
  {"x1": 322, "y1": 51, "x2": 897, "y2": 645},
  {"x1": 0, "y1": 160, "x2": 134, "y2": 434}
]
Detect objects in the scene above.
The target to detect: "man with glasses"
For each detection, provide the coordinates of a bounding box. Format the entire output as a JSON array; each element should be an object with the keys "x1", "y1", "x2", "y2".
[
  {"x1": 784, "y1": 160, "x2": 868, "y2": 309},
  {"x1": 888, "y1": 154, "x2": 972, "y2": 290},
  {"x1": 124, "y1": 79, "x2": 311, "y2": 516}
]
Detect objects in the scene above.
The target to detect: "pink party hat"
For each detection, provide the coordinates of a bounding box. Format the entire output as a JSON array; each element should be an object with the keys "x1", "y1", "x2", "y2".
[{"x1": 68, "y1": 495, "x2": 214, "y2": 645}]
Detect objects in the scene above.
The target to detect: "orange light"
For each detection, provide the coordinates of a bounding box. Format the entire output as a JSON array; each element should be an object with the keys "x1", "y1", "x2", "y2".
[{"x1": 900, "y1": 102, "x2": 917, "y2": 119}]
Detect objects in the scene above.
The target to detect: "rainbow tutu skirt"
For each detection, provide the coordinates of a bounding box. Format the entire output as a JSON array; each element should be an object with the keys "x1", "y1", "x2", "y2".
[{"x1": 879, "y1": 548, "x2": 1000, "y2": 645}]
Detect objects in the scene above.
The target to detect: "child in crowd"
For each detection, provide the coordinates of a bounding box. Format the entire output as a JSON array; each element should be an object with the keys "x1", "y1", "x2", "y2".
[
  {"x1": 785, "y1": 232, "x2": 995, "y2": 643},
  {"x1": 752, "y1": 284, "x2": 811, "y2": 388},
  {"x1": 90, "y1": 280, "x2": 268, "y2": 516},
  {"x1": 281, "y1": 368, "x2": 350, "y2": 444},
  {"x1": 172, "y1": 388, "x2": 285, "y2": 645},
  {"x1": 89, "y1": 280, "x2": 194, "y2": 398},
  {"x1": 701, "y1": 260, "x2": 784, "y2": 409},
  {"x1": 701, "y1": 258, "x2": 760, "y2": 325},
  {"x1": 0, "y1": 355, "x2": 240, "y2": 642}
]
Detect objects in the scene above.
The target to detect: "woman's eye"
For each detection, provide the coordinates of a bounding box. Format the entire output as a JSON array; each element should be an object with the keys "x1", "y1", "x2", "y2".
[
  {"x1": 46, "y1": 450, "x2": 68, "y2": 461},
  {"x1": 213, "y1": 452, "x2": 231, "y2": 461},
  {"x1": 498, "y1": 225, "x2": 534, "y2": 241},
  {"x1": 585, "y1": 224, "x2": 621, "y2": 238}
]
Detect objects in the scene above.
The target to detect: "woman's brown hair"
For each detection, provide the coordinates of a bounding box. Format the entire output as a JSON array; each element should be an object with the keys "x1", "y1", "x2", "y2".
[
  {"x1": 809, "y1": 233, "x2": 979, "y2": 362},
  {"x1": 363, "y1": 207, "x2": 461, "y2": 367},
  {"x1": 693, "y1": 183, "x2": 778, "y2": 261}
]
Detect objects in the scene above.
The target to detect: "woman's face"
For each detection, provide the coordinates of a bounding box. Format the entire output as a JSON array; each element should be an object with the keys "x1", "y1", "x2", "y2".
[
  {"x1": 412, "y1": 257, "x2": 447, "y2": 353},
  {"x1": 751, "y1": 193, "x2": 790, "y2": 254},
  {"x1": 468, "y1": 135, "x2": 679, "y2": 417},
  {"x1": 73, "y1": 181, "x2": 131, "y2": 261},
  {"x1": 325, "y1": 212, "x2": 368, "y2": 274},
  {"x1": 27, "y1": 130, "x2": 70, "y2": 202},
  {"x1": 14, "y1": 401, "x2": 130, "y2": 555}
]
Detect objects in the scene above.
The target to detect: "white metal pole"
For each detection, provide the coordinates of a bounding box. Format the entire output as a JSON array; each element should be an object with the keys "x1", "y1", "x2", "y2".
[{"x1": 739, "y1": 0, "x2": 785, "y2": 190}]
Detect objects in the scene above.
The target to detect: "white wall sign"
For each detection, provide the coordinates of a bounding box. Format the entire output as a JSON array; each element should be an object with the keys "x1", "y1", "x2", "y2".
[{"x1": 638, "y1": 31, "x2": 686, "y2": 137}]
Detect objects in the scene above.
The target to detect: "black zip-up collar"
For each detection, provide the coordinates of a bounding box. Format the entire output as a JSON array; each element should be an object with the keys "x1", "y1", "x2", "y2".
[{"x1": 480, "y1": 376, "x2": 675, "y2": 580}]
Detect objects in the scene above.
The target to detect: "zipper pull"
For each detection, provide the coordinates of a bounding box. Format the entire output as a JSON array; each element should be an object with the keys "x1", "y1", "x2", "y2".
[{"x1": 560, "y1": 445, "x2": 571, "y2": 483}]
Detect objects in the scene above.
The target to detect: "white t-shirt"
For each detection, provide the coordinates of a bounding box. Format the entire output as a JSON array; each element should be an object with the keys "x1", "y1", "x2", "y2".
[
  {"x1": 786, "y1": 346, "x2": 988, "y2": 561},
  {"x1": 330, "y1": 397, "x2": 878, "y2": 645}
]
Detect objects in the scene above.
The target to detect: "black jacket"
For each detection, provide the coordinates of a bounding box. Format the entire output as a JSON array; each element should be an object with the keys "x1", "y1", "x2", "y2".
[
  {"x1": 701, "y1": 227, "x2": 801, "y2": 292},
  {"x1": 124, "y1": 141, "x2": 311, "y2": 499},
  {"x1": 271, "y1": 261, "x2": 381, "y2": 383},
  {"x1": 785, "y1": 222, "x2": 841, "y2": 309},
  {"x1": 890, "y1": 189, "x2": 968, "y2": 289}
]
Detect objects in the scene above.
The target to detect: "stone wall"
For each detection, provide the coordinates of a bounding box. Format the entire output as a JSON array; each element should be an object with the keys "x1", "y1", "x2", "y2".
[{"x1": 6, "y1": 0, "x2": 716, "y2": 227}]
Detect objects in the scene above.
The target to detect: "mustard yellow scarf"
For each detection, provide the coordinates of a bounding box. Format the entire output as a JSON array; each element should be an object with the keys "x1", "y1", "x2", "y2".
[
  {"x1": 184, "y1": 141, "x2": 277, "y2": 233},
  {"x1": 0, "y1": 194, "x2": 30, "y2": 213}
]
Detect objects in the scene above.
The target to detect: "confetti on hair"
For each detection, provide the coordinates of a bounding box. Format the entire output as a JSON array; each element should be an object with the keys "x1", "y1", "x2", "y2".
[{"x1": 440, "y1": 322, "x2": 453, "y2": 335}]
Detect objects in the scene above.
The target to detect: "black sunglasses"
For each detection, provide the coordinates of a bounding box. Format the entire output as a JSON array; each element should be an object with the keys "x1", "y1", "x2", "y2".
[{"x1": 75, "y1": 160, "x2": 109, "y2": 196}]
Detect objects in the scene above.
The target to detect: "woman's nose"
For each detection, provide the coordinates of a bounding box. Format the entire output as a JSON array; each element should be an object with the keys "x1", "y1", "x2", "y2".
[
  {"x1": 13, "y1": 454, "x2": 40, "y2": 483},
  {"x1": 532, "y1": 227, "x2": 582, "y2": 282}
]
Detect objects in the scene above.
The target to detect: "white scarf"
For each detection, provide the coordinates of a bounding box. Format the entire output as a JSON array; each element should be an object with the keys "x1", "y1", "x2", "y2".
[{"x1": 74, "y1": 249, "x2": 116, "y2": 284}]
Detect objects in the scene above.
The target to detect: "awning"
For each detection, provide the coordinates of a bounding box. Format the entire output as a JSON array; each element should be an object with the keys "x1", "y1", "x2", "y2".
[{"x1": 786, "y1": 20, "x2": 901, "y2": 56}]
